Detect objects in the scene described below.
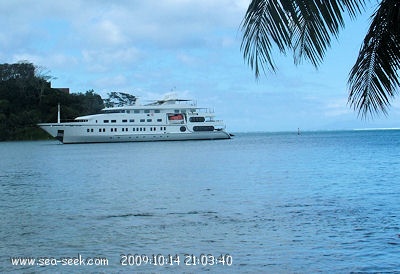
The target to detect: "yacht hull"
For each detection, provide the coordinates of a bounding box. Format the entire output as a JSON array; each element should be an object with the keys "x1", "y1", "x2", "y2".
[{"x1": 38, "y1": 123, "x2": 231, "y2": 144}]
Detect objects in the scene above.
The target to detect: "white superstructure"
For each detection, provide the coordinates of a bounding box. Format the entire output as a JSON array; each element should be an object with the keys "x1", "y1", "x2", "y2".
[{"x1": 38, "y1": 98, "x2": 231, "y2": 143}]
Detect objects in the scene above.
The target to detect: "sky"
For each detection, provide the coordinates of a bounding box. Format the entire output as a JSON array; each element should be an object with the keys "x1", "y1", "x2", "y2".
[{"x1": 1, "y1": 0, "x2": 399, "y2": 132}]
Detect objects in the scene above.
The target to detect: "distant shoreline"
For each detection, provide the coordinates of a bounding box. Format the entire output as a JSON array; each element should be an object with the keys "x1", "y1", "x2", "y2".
[{"x1": 353, "y1": 127, "x2": 400, "y2": 131}]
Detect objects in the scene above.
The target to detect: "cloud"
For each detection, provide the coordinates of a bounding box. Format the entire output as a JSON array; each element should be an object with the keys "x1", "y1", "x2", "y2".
[
  {"x1": 10, "y1": 53, "x2": 78, "y2": 70},
  {"x1": 51, "y1": 0, "x2": 248, "y2": 50},
  {"x1": 323, "y1": 97, "x2": 352, "y2": 117},
  {"x1": 93, "y1": 75, "x2": 128, "y2": 89},
  {"x1": 89, "y1": 20, "x2": 127, "y2": 46},
  {"x1": 81, "y1": 47, "x2": 142, "y2": 72},
  {"x1": 0, "y1": 0, "x2": 247, "y2": 75}
]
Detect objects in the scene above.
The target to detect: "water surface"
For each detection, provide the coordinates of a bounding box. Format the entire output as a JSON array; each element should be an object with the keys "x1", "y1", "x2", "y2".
[{"x1": 1, "y1": 130, "x2": 400, "y2": 273}]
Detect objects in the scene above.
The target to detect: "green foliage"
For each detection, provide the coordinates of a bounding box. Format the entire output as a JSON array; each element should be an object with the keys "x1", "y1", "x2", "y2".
[
  {"x1": 0, "y1": 61, "x2": 35, "y2": 81},
  {"x1": 0, "y1": 62, "x2": 105, "y2": 141}
]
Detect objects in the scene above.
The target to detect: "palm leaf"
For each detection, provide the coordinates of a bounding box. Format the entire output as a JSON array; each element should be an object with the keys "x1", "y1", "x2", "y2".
[
  {"x1": 241, "y1": 0, "x2": 367, "y2": 76},
  {"x1": 348, "y1": 0, "x2": 400, "y2": 118},
  {"x1": 241, "y1": 0, "x2": 292, "y2": 76}
]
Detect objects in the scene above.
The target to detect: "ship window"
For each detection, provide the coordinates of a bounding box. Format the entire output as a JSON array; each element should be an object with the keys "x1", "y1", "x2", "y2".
[
  {"x1": 157, "y1": 119, "x2": 162, "y2": 122},
  {"x1": 91, "y1": 129, "x2": 94, "y2": 132},
  {"x1": 189, "y1": 116, "x2": 205, "y2": 122},
  {"x1": 174, "y1": 110, "x2": 179, "y2": 113},
  {"x1": 140, "y1": 119, "x2": 145, "y2": 122},
  {"x1": 115, "y1": 128, "x2": 117, "y2": 132},
  {"x1": 143, "y1": 128, "x2": 146, "y2": 131},
  {"x1": 122, "y1": 119, "x2": 127, "y2": 123},
  {"x1": 104, "y1": 120, "x2": 109, "y2": 123},
  {"x1": 126, "y1": 110, "x2": 130, "y2": 114},
  {"x1": 134, "y1": 110, "x2": 140, "y2": 113},
  {"x1": 99, "y1": 129, "x2": 102, "y2": 132},
  {"x1": 147, "y1": 119, "x2": 152, "y2": 122},
  {"x1": 193, "y1": 126, "x2": 214, "y2": 131},
  {"x1": 144, "y1": 109, "x2": 150, "y2": 113},
  {"x1": 155, "y1": 110, "x2": 160, "y2": 113},
  {"x1": 87, "y1": 129, "x2": 90, "y2": 132},
  {"x1": 96, "y1": 120, "x2": 98, "y2": 123},
  {"x1": 150, "y1": 127, "x2": 153, "y2": 131},
  {"x1": 122, "y1": 128, "x2": 124, "y2": 132},
  {"x1": 126, "y1": 128, "x2": 128, "y2": 131},
  {"x1": 103, "y1": 128, "x2": 105, "y2": 132},
  {"x1": 129, "y1": 119, "x2": 135, "y2": 122},
  {"x1": 111, "y1": 128, "x2": 113, "y2": 132},
  {"x1": 111, "y1": 120, "x2": 116, "y2": 123}
]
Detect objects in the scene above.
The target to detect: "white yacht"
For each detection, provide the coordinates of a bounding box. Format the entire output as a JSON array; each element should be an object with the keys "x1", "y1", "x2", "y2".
[{"x1": 38, "y1": 98, "x2": 231, "y2": 143}]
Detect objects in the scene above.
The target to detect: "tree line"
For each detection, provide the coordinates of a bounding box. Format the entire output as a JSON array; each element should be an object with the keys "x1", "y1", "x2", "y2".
[{"x1": 0, "y1": 62, "x2": 104, "y2": 141}]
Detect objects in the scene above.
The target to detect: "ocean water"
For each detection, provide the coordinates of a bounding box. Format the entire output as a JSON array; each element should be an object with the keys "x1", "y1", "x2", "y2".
[{"x1": 1, "y1": 130, "x2": 400, "y2": 273}]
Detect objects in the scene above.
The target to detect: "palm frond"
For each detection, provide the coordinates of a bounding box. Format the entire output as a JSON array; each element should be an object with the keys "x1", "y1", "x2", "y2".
[
  {"x1": 241, "y1": 0, "x2": 367, "y2": 77},
  {"x1": 291, "y1": 1, "x2": 338, "y2": 66},
  {"x1": 348, "y1": 0, "x2": 400, "y2": 118},
  {"x1": 240, "y1": 0, "x2": 292, "y2": 76},
  {"x1": 341, "y1": 0, "x2": 368, "y2": 18}
]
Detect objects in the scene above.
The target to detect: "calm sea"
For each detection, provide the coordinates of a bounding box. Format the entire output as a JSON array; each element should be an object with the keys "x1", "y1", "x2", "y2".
[{"x1": 1, "y1": 130, "x2": 400, "y2": 273}]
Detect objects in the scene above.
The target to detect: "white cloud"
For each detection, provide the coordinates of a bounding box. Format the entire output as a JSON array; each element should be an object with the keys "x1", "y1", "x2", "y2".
[
  {"x1": 11, "y1": 53, "x2": 79, "y2": 71},
  {"x1": 323, "y1": 97, "x2": 352, "y2": 117},
  {"x1": 176, "y1": 51, "x2": 203, "y2": 66},
  {"x1": 94, "y1": 20, "x2": 127, "y2": 45},
  {"x1": 81, "y1": 47, "x2": 142, "y2": 72},
  {"x1": 93, "y1": 75, "x2": 128, "y2": 89},
  {"x1": 1, "y1": 0, "x2": 247, "y2": 56}
]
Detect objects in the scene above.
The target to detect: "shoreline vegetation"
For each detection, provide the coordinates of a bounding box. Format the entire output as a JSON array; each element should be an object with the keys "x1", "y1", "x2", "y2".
[{"x1": 0, "y1": 62, "x2": 105, "y2": 141}]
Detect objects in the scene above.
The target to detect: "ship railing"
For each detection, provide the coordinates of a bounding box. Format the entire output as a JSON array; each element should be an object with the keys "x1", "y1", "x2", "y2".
[
  {"x1": 205, "y1": 119, "x2": 224, "y2": 124},
  {"x1": 59, "y1": 119, "x2": 81, "y2": 122}
]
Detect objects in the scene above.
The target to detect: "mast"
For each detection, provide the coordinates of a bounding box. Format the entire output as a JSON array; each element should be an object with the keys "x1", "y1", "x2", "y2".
[{"x1": 57, "y1": 103, "x2": 60, "y2": 124}]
